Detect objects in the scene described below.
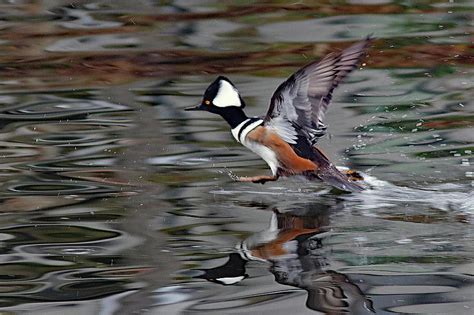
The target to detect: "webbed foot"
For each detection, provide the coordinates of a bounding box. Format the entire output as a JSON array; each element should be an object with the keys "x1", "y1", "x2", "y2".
[
  {"x1": 345, "y1": 170, "x2": 364, "y2": 181},
  {"x1": 237, "y1": 175, "x2": 278, "y2": 184}
]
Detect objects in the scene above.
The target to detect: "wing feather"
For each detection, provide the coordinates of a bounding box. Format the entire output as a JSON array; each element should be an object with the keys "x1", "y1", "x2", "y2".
[{"x1": 264, "y1": 37, "x2": 372, "y2": 144}]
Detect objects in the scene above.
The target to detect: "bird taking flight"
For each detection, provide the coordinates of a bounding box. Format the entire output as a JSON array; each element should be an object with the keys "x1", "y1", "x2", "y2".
[{"x1": 185, "y1": 38, "x2": 372, "y2": 192}]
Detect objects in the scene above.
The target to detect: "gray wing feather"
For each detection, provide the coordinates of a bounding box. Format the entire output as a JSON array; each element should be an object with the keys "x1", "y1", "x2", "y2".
[
  {"x1": 265, "y1": 116, "x2": 298, "y2": 144},
  {"x1": 264, "y1": 37, "x2": 372, "y2": 144}
]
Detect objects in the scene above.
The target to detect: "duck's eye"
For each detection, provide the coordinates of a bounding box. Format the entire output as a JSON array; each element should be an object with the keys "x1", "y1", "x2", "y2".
[{"x1": 204, "y1": 100, "x2": 211, "y2": 105}]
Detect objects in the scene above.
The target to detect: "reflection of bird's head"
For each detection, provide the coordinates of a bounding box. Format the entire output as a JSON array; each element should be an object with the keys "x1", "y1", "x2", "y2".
[{"x1": 193, "y1": 253, "x2": 248, "y2": 286}]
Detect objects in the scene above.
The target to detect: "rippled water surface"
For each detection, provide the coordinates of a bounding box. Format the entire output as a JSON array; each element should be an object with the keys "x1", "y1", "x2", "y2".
[{"x1": 0, "y1": 1, "x2": 473, "y2": 314}]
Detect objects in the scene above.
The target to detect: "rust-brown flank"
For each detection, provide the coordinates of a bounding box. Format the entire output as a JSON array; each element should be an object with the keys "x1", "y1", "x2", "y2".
[
  {"x1": 247, "y1": 126, "x2": 318, "y2": 173},
  {"x1": 250, "y1": 228, "x2": 319, "y2": 259}
]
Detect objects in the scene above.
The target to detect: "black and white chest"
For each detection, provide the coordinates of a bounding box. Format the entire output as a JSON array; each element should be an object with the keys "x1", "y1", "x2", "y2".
[
  {"x1": 230, "y1": 117, "x2": 280, "y2": 175},
  {"x1": 230, "y1": 117, "x2": 263, "y2": 143}
]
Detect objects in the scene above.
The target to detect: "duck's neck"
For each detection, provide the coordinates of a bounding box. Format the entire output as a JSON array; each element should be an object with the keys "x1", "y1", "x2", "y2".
[{"x1": 219, "y1": 107, "x2": 249, "y2": 129}]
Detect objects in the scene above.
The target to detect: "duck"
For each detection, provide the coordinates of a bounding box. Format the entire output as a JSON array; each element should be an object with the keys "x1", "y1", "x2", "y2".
[
  {"x1": 185, "y1": 37, "x2": 372, "y2": 192},
  {"x1": 193, "y1": 208, "x2": 375, "y2": 313}
]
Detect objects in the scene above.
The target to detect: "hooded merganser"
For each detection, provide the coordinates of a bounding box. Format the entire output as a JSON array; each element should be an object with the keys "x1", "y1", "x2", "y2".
[
  {"x1": 185, "y1": 37, "x2": 372, "y2": 192},
  {"x1": 194, "y1": 208, "x2": 375, "y2": 313}
]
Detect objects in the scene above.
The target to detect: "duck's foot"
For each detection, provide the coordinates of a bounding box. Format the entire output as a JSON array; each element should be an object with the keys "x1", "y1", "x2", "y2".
[
  {"x1": 345, "y1": 169, "x2": 364, "y2": 181},
  {"x1": 237, "y1": 175, "x2": 278, "y2": 184}
]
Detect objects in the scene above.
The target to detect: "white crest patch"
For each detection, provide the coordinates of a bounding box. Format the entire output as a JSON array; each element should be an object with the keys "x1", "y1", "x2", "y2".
[{"x1": 213, "y1": 80, "x2": 241, "y2": 107}]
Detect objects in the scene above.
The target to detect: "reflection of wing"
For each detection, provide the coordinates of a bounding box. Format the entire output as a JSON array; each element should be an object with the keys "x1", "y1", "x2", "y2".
[{"x1": 264, "y1": 37, "x2": 372, "y2": 145}]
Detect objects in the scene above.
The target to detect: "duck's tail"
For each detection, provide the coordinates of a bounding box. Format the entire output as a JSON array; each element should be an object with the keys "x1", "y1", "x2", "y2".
[
  {"x1": 306, "y1": 148, "x2": 364, "y2": 192},
  {"x1": 315, "y1": 164, "x2": 364, "y2": 192}
]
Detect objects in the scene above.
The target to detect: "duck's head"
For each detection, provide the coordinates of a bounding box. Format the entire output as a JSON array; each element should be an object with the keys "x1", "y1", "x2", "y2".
[{"x1": 185, "y1": 76, "x2": 246, "y2": 114}]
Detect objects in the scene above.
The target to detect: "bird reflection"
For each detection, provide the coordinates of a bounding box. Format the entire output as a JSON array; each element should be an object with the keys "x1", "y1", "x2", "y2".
[{"x1": 195, "y1": 206, "x2": 374, "y2": 314}]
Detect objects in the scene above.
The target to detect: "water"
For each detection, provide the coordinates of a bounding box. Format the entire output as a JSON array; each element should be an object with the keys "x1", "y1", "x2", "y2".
[{"x1": 0, "y1": 1, "x2": 472, "y2": 314}]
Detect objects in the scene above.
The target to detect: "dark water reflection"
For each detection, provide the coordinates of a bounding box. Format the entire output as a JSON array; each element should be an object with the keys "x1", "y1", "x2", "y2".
[
  {"x1": 191, "y1": 206, "x2": 473, "y2": 314},
  {"x1": 0, "y1": 0, "x2": 472, "y2": 314},
  {"x1": 193, "y1": 206, "x2": 376, "y2": 314}
]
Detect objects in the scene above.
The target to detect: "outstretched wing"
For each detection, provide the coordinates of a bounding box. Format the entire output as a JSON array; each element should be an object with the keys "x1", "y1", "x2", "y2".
[{"x1": 264, "y1": 37, "x2": 372, "y2": 145}]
